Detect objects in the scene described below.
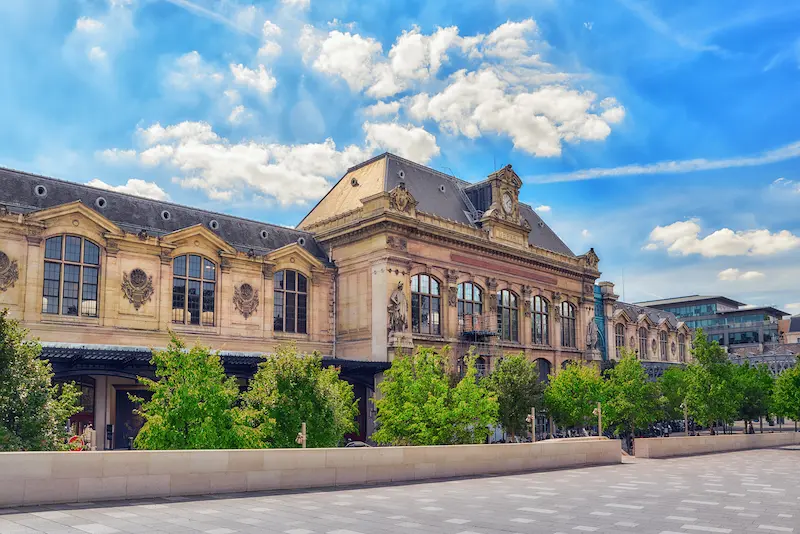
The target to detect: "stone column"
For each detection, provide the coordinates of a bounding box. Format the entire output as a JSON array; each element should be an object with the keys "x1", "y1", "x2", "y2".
[
  {"x1": 521, "y1": 285, "x2": 533, "y2": 346},
  {"x1": 93, "y1": 375, "x2": 109, "y2": 451}
]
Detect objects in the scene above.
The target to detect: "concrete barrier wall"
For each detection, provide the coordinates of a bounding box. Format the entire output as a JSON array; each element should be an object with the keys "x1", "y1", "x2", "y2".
[
  {"x1": 0, "y1": 439, "x2": 620, "y2": 507},
  {"x1": 636, "y1": 432, "x2": 800, "y2": 459}
]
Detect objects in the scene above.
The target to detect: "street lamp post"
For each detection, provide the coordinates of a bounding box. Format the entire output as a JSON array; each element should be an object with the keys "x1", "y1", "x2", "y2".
[
  {"x1": 593, "y1": 402, "x2": 602, "y2": 437},
  {"x1": 296, "y1": 422, "x2": 307, "y2": 448},
  {"x1": 526, "y1": 408, "x2": 537, "y2": 442}
]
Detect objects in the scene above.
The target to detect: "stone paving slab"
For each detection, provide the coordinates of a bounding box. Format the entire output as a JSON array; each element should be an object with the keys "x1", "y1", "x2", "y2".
[{"x1": 1, "y1": 445, "x2": 798, "y2": 534}]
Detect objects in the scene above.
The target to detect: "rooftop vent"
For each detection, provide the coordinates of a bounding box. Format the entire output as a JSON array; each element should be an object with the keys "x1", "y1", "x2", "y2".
[
  {"x1": 34, "y1": 184, "x2": 47, "y2": 198},
  {"x1": 161, "y1": 210, "x2": 171, "y2": 221},
  {"x1": 350, "y1": 177, "x2": 359, "y2": 187},
  {"x1": 95, "y1": 197, "x2": 107, "y2": 209},
  {"x1": 260, "y1": 229, "x2": 269, "y2": 239},
  {"x1": 209, "y1": 219, "x2": 219, "y2": 230},
  {"x1": 439, "y1": 184, "x2": 446, "y2": 193},
  {"x1": 297, "y1": 237, "x2": 306, "y2": 246},
  {"x1": 397, "y1": 170, "x2": 405, "y2": 179}
]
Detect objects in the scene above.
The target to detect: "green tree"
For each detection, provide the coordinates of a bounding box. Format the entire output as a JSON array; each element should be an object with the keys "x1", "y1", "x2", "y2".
[
  {"x1": 773, "y1": 358, "x2": 800, "y2": 428},
  {"x1": 133, "y1": 334, "x2": 258, "y2": 450},
  {"x1": 0, "y1": 310, "x2": 81, "y2": 451},
  {"x1": 242, "y1": 344, "x2": 358, "y2": 448},
  {"x1": 684, "y1": 329, "x2": 739, "y2": 434},
  {"x1": 485, "y1": 353, "x2": 544, "y2": 440},
  {"x1": 602, "y1": 350, "x2": 659, "y2": 437},
  {"x1": 544, "y1": 361, "x2": 604, "y2": 431},
  {"x1": 372, "y1": 347, "x2": 498, "y2": 446},
  {"x1": 734, "y1": 361, "x2": 774, "y2": 433},
  {"x1": 657, "y1": 366, "x2": 688, "y2": 421}
]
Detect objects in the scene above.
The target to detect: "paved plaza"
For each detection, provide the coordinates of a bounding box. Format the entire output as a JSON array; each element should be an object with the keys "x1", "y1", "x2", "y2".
[{"x1": 1, "y1": 446, "x2": 798, "y2": 534}]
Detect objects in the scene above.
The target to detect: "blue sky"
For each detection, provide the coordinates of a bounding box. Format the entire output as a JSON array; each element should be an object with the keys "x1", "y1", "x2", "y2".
[{"x1": 2, "y1": 0, "x2": 800, "y2": 312}]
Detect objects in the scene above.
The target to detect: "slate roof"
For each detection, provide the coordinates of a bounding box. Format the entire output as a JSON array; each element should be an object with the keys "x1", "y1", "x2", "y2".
[
  {"x1": 0, "y1": 166, "x2": 329, "y2": 262},
  {"x1": 789, "y1": 317, "x2": 800, "y2": 333},
  {"x1": 614, "y1": 301, "x2": 683, "y2": 329},
  {"x1": 361, "y1": 153, "x2": 575, "y2": 257}
]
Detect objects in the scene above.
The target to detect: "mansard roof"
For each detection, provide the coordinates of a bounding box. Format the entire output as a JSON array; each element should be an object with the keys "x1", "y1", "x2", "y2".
[
  {"x1": 301, "y1": 152, "x2": 575, "y2": 257},
  {"x1": 614, "y1": 300, "x2": 681, "y2": 330},
  {"x1": 0, "y1": 166, "x2": 330, "y2": 263}
]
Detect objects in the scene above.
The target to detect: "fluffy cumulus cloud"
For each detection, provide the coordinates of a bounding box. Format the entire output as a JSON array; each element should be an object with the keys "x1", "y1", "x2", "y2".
[
  {"x1": 364, "y1": 101, "x2": 401, "y2": 117},
  {"x1": 363, "y1": 122, "x2": 440, "y2": 163},
  {"x1": 105, "y1": 121, "x2": 372, "y2": 206},
  {"x1": 647, "y1": 219, "x2": 800, "y2": 257},
  {"x1": 86, "y1": 178, "x2": 170, "y2": 201},
  {"x1": 717, "y1": 268, "x2": 765, "y2": 281},
  {"x1": 534, "y1": 205, "x2": 551, "y2": 213},
  {"x1": 95, "y1": 148, "x2": 137, "y2": 164},
  {"x1": 230, "y1": 63, "x2": 277, "y2": 94},
  {"x1": 63, "y1": 0, "x2": 136, "y2": 68},
  {"x1": 165, "y1": 51, "x2": 224, "y2": 91},
  {"x1": 299, "y1": 18, "x2": 623, "y2": 157}
]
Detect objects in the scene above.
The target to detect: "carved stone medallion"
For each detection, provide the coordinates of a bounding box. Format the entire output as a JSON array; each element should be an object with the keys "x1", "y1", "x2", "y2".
[
  {"x1": 122, "y1": 268, "x2": 154, "y2": 310},
  {"x1": 389, "y1": 184, "x2": 416, "y2": 213},
  {"x1": 234, "y1": 283, "x2": 259, "y2": 319},
  {"x1": 386, "y1": 235, "x2": 408, "y2": 251},
  {"x1": 0, "y1": 251, "x2": 19, "y2": 292}
]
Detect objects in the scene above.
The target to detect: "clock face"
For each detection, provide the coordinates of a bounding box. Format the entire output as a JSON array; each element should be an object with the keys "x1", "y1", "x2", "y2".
[{"x1": 502, "y1": 192, "x2": 513, "y2": 213}]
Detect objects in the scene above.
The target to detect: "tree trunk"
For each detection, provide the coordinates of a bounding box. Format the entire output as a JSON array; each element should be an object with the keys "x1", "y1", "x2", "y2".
[{"x1": 760, "y1": 416, "x2": 763, "y2": 434}]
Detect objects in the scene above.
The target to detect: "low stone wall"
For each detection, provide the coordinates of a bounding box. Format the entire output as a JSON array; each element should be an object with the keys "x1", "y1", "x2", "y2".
[
  {"x1": 636, "y1": 432, "x2": 800, "y2": 459},
  {"x1": 0, "y1": 440, "x2": 619, "y2": 507}
]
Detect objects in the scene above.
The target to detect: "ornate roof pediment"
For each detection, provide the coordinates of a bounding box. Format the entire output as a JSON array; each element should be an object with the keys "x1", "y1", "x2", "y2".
[
  {"x1": 613, "y1": 308, "x2": 633, "y2": 323},
  {"x1": 266, "y1": 242, "x2": 326, "y2": 270},
  {"x1": 25, "y1": 201, "x2": 123, "y2": 235},
  {"x1": 160, "y1": 224, "x2": 237, "y2": 254}
]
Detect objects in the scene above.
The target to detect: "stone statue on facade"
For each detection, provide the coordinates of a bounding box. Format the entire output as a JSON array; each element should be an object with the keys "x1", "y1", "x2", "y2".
[
  {"x1": 586, "y1": 319, "x2": 600, "y2": 351},
  {"x1": 387, "y1": 281, "x2": 408, "y2": 333}
]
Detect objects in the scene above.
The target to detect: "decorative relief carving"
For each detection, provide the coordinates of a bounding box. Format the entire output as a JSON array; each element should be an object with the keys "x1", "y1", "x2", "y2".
[
  {"x1": 386, "y1": 235, "x2": 408, "y2": 251},
  {"x1": 159, "y1": 248, "x2": 172, "y2": 265},
  {"x1": 137, "y1": 229, "x2": 148, "y2": 241},
  {"x1": 220, "y1": 257, "x2": 232, "y2": 272},
  {"x1": 486, "y1": 277, "x2": 498, "y2": 291},
  {"x1": 522, "y1": 285, "x2": 532, "y2": 317},
  {"x1": 671, "y1": 341, "x2": 676, "y2": 355},
  {"x1": 445, "y1": 269, "x2": 458, "y2": 284},
  {"x1": 584, "y1": 283, "x2": 593, "y2": 295},
  {"x1": 262, "y1": 263, "x2": 274, "y2": 280},
  {"x1": 25, "y1": 226, "x2": 43, "y2": 246},
  {"x1": 233, "y1": 283, "x2": 259, "y2": 319},
  {"x1": 0, "y1": 251, "x2": 19, "y2": 292},
  {"x1": 488, "y1": 293, "x2": 498, "y2": 314},
  {"x1": 106, "y1": 239, "x2": 119, "y2": 257},
  {"x1": 388, "y1": 184, "x2": 417, "y2": 213},
  {"x1": 388, "y1": 281, "x2": 408, "y2": 333},
  {"x1": 582, "y1": 248, "x2": 600, "y2": 270},
  {"x1": 121, "y1": 268, "x2": 154, "y2": 310},
  {"x1": 448, "y1": 285, "x2": 458, "y2": 307},
  {"x1": 552, "y1": 292, "x2": 562, "y2": 304}
]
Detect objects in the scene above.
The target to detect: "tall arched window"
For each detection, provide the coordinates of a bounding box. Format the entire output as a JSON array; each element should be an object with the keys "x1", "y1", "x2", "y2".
[
  {"x1": 660, "y1": 331, "x2": 668, "y2": 361},
  {"x1": 457, "y1": 282, "x2": 483, "y2": 332},
  {"x1": 679, "y1": 333, "x2": 686, "y2": 362},
  {"x1": 532, "y1": 296, "x2": 549, "y2": 345},
  {"x1": 497, "y1": 289, "x2": 519, "y2": 341},
  {"x1": 411, "y1": 274, "x2": 440, "y2": 335},
  {"x1": 172, "y1": 255, "x2": 216, "y2": 325},
  {"x1": 42, "y1": 235, "x2": 100, "y2": 317},
  {"x1": 615, "y1": 323, "x2": 625, "y2": 358},
  {"x1": 638, "y1": 327, "x2": 648, "y2": 359},
  {"x1": 274, "y1": 270, "x2": 308, "y2": 333},
  {"x1": 560, "y1": 301, "x2": 576, "y2": 348}
]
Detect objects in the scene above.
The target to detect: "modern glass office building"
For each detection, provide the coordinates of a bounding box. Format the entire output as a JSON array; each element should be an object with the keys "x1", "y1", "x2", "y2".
[{"x1": 635, "y1": 295, "x2": 787, "y2": 350}]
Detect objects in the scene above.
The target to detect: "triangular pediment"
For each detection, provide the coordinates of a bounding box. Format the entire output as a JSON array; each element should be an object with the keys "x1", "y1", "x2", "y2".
[
  {"x1": 161, "y1": 224, "x2": 236, "y2": 254},
  {"x1": 266, "y1": 242, "x2": 326, "y2": 270},
  {"x1": 489, "y1": 164, "x2": 522, "y2": 189},
  {"x1": 613, "y1": 308, "x2": 633, "y2": 323},
  {"x1": 25, "y1": 201, "x2": 123, "y2": 235},
  {"x1": 637, "y1": 313, "x2": 655, "y2": 327}
]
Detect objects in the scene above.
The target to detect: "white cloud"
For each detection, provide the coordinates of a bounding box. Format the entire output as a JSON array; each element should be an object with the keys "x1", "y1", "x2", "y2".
[
  {"x1": 228, "y1": 105, "x2": 248, "y2": 125},
  {"x1": 86, "y1": 178, "x2": 170, "y2": 201},
  {"x1": 534, "y1": 205, "x2": 551, "y2": 213},
  {"x1": 581, "y1": 229, "x2": 592, "y2": 238},
  {"x1": 262, "y1": 20, "x2": 281, "y2": 37},
  {"x1": 786, "y1": 303, "x2": 800, "y2": 313},
  {"x1": 165, "y1": 51, "x2": 224, "y2": 91},
  {"x1": 409, "y1": 69, "x2": 623, "y2": 157},
  {"x1": 258, "y1": 41, "x2": 282, "y2": 59},
  {"x1": 76, "y1": 17, "x2": 104, "y2": 32},
  {"x1": 532, "y1": 139, "x2": 800, "y2": 183},
  {"x1": 363, "y1": 122, "x2": 440, "y2": 164},
  {"x1": 718, "y1": 268, "x2": 765, "y2": 281},
  {"x1": 388, "y1": 25, "x2": 459, "y2": 82},
  {"x1": 647, "y1": 219, "x2": 800, "y2": 257},
  {"x1": 95, "y1": 148, "x2": 137, "y2": 164},
  {"x1": 87, "y1": 46, "x2": 107, "y2": 62},
  {"x1": 224, "y1": 89, "x2": 240, "y2": 103},
  {"x1": 282, "y1": 0, "x2": 310, "y2": 8},
  {"x1": 300, "y1": 27, "x2": 383, "y2": 93},
  {"x1": 230, "y1": 63, "x2": 277, "y2": 94},
  {"x1": 483, "y1": 19, "x2": 537, "y2": 59},
  {"x1": 771, "y1": 177, "x2": 800, "y2": 194},
  {"x1": 110, "y1": 121, "x2": 373, "y2": 206},
  {"x1": 364, "y1": 101, "x2": 401, "y2": 117}
]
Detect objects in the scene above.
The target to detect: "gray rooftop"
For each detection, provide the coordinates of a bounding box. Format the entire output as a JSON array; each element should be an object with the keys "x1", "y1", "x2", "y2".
[
  {"x1": 0, "y1": 166, "x2": 330, "y2": 262},
  {"x1": 379, "y1": 153, "x2": 575, "y2": 257},
  {"x1": 614, "y1": 301, "x2": 683, "y2": 329}
]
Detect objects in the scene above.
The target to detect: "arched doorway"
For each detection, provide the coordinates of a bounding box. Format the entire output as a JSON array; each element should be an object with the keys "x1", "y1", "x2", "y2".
[{"x1": 561, "y1": 359, "x2": 575, "y2": 370}]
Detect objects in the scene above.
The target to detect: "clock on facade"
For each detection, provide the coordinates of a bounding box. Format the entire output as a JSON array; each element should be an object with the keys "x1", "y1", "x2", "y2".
[{"x1": 502, "y1": 192, "x2": 513, "y2": 214}]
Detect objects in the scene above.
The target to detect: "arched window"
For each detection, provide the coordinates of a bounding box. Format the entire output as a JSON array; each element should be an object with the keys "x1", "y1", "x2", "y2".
[
  {"x1": 679, "y1": 333, "x2": 686, "y2": 362},
  {"x1": 411, "y1": 274, "x2": 440, "y2": 335},
  {"x1": 457, "y1": 282, "x2": 483, "y2": 332},
  {"x1": 615, "y1": 323, "x2": 625, "y2": 358},
  {"x1": 274, "y1": 270, "x2": 308, "y2": 333},
  {"x1": 172, "y1": 255, "x2": 216, "y2": 325},
  {"x1": 660, "y1": 331, "x2": 668, "y2": 361},
  {"x1": 475, "y1": 356, "x2": 487, "y2": 378},
  {"x1": 42, "y1": 235, "x2": 100, "y2": 317},
  {"x1": 638, "y1": 327, "x2": 648, "y2": 359},
  {"x1": 560, "y1": 301, "x2": 576, "y2": 348},
  {"x1": 497, "y1": 289, "x2": 519, "y2": 341},
  {"x1": 532, "y1": 296, "x2": 549, "y2": 345}
]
